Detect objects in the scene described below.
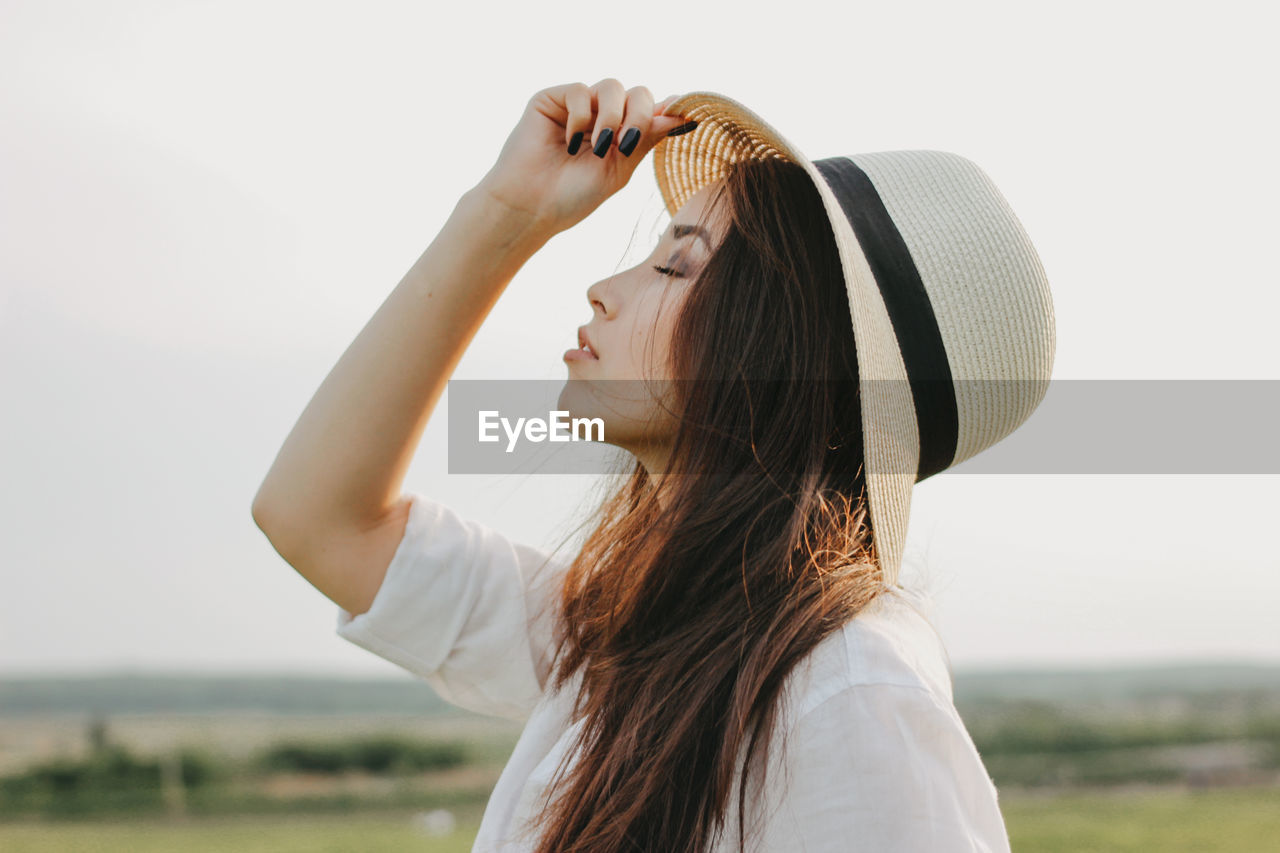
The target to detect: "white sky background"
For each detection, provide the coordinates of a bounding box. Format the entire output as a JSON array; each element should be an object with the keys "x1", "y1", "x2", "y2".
[{"x1": 2, "y1": 0, "x2": 1277, "y2": 677}]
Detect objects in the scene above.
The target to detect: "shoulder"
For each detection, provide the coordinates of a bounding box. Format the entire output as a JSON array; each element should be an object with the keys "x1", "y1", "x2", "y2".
[
  {"x1": 778, "y1": 584, "x2": 956, "y2": 729},
  {"x1": 742, "y1": 591, "x2": 1011, "y2": 852}
]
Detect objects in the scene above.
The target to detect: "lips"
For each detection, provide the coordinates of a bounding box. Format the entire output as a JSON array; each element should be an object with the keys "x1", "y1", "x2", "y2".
[{"x1": 576, "y1": 326, "x2": 599, "y2": 359}]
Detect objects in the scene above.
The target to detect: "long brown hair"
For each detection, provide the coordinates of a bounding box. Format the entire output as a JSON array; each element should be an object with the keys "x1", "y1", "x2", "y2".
[{"x1": 535, "y1": 157, "x2": 886, "y2": 852}]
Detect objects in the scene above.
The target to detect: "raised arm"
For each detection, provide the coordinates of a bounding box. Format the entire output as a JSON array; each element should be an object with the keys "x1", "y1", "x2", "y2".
[
  {"x1": 251, "y1": 184, "x2": 551, "y2": 616},
  {"x1": 251, "y1": 80, "x2": 690, "y2": 616}
]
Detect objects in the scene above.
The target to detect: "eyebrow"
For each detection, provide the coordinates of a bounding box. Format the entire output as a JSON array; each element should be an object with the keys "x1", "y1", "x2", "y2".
[{"x1": 672, "y1": 223, "x2": 714, "y2": 252}]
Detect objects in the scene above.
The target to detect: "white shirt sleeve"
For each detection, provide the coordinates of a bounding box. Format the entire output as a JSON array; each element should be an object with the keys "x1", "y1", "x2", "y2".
[
  {"x1": 755, "y1": 683, "x2": 1011, "y2": 852},
  {"x1": 334, "y1": 492, "x2": 572, "y2": 722}
]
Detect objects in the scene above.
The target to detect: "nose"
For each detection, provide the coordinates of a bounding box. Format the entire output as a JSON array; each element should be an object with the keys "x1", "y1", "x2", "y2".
[{"x1": 586, "y1": 277, "x2": 612, "y2": 318}]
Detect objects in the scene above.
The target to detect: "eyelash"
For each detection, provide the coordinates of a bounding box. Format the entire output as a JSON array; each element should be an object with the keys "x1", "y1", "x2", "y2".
[{"x1": 652, "y1": 264, "x2": 682, "y2": 278}]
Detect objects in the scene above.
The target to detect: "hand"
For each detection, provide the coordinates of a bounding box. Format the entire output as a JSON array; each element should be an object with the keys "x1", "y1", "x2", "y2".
[{"x1": 474, "y1": 79, "x2": 693, "y2": 238}]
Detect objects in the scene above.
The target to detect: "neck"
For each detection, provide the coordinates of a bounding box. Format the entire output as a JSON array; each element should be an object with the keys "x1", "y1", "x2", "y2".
[{"x1": 631, "y1": 442, "x2": 673, "y2": 511}]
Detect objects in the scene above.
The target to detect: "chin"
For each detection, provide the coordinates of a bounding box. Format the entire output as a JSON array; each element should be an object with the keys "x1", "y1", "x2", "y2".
[
  {"x1": 557, "y1": 380, "x2": 660, "y2": 446},
  {"x1": 557, "y1": 378, "x2": 591, "y2": 418}
]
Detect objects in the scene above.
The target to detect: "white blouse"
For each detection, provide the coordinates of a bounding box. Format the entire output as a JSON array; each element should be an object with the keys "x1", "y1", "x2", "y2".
[{"x1": 335, "y1": 493, "x2": 1012, "y2": 852}]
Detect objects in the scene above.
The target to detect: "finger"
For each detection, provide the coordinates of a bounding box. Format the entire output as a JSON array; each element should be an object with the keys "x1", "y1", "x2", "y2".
[
  {"x1": 651, "y1": 93, "x2": 698, "y2": 137},
  {"x1": 532, "y1": 81, "x2": 581, "y2": 122},
  {"x1": 589, "y1": 77, "x2": 626, "y2": 158},
  {"x1": 655, "y1": 94, "x2": 680, "y2": 115},
  {"x1": 623, "y1": 111, "x2": 700, "y2": 164},
  {"x1": 562, "y1": 83, "x2": 592, "y2": 155},
  {"x1": 616, "y1": 85, "x2": 654, "y2": 157}
]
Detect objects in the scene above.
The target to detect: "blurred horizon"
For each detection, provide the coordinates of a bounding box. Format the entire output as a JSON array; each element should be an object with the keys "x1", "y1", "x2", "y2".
[{"x1": 4, "y1": 656, "x2": 1280, "y2": 681}]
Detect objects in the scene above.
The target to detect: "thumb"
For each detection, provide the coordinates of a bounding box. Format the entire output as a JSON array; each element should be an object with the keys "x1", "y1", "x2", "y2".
[
  {"x1": 653, "y1": 96, "x2": 697, "y2": 136},
  {"x1": 653, "y1": 113, "x2": 696, "y2": 134},
  {"x1": 629, "y1": 114, "x2": 699, "y2": 164},
  {"x1": 655, "y1": 94, "x2": 681, "y2": 115}
]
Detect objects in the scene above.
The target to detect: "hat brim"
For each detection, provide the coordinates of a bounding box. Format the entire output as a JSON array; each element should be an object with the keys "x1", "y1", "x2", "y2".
[{"x1": 652, "y1": 92, "x2": 921, "y2": 588}]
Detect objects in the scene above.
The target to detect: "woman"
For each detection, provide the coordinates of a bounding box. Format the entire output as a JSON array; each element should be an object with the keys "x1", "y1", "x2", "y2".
[{"x1": 253, "y1": 79, "x2": 1054, "y2": 852}]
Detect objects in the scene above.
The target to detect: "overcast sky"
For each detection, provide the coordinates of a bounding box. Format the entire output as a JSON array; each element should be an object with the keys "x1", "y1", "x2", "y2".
[{"x1": 3, "y1": 0, "x2": 1277, "y2": 678}]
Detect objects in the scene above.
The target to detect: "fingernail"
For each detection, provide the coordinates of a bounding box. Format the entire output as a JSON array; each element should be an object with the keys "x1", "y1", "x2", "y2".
[
  {"x1": 666, "y1": 121, "x2": 699, "y2": 138},
  {"x1": 567, "y1": 131, "x2": 583, "y2": 155},
  {"x1": 618, "y1": 127, "x2": 641, "y2": 157},
  {"x1": 592, "y1": 127, "x2": 614, "y2": 158}
]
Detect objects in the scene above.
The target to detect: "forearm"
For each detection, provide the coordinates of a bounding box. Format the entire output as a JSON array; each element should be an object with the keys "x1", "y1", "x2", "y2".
[{"x1": 252, "y1": 184, "x2": 553, "y2": 541}]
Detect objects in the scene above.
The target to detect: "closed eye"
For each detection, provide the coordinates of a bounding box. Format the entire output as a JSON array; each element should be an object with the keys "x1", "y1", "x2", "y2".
[{"x1": 652, "y1": 264, "x2": 682, "y2": 278}]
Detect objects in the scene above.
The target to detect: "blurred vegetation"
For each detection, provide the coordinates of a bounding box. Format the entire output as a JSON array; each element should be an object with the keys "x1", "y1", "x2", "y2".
[
  {"x1": 1, "y1": 788, "x2": 1279, "y2": 853},
  {"x1": 0, "y1": 725, "x2": 473, "y2": 819},
  {"x1": 1, "y1": 668, "x2": 1277, "y2": 824},
  {"x1": 0, "y1": 742, "x2": 227, "y2": 817},
  {"x1": 252, "y1": 734, "x2": 467, "y2": 775},
  {"x1": 963, "y1": 697, "x2": 1280, "y2": 755},
  {"x1": 0, "y1": 812, "x2": 485, "y2": 853},
  {"x1": 960, "y1": 696, "x2": 1280, "y2": 789},
  {"x1": 3, "y1": 705, "x2": 1276, "y2": 820}
]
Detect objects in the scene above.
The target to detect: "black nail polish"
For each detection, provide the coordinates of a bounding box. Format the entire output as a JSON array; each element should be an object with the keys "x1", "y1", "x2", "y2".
[
  {"x1": 592, "y1": 127, "x2": 614, "y2": 158},
  {"x1": 618, "y1": 127, "x2": 641, "y2": 157},
  {"x1": 666, "y1": 120, "x2": 699, "y2": 138},
  {"x1": 567, "y1": 131, "x2": 583, "y2": 155}
]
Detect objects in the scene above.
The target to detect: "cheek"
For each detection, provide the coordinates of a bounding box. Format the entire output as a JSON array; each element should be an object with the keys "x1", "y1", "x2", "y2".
[
  {"x1": 626, "y1": 325, "x2": 655, "y2": 376},
  {"x1": 637, "y1": 304, "x2": 684, "y2": 376},
  {"x1": 621, "y1": 284, "x2": 689, "y2": 378}
]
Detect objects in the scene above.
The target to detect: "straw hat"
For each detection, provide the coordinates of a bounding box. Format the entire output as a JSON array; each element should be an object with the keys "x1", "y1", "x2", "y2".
[{"x1": 652, "y1": 93, "x2": 1056, "y2": 589}]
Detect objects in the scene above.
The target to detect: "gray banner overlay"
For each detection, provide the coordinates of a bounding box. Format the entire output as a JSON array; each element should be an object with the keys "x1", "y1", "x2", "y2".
[{"x1": 446, "y1": 380, "x2": 1280, "y2": 475}]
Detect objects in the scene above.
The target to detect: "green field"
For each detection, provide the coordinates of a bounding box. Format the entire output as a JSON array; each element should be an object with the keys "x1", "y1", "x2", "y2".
[
  {"x1": 3, "y1": 668, "x2": 1277, "y2": 850},
  {"x1": 1003, "y1": 787, "x2": 1280, "y2": 852},
  {"x1": 2, "y1": 786, "x2": 1277, "y2": 852},
  {"x1": 0, "y1": 812, "x2": 479, "y2": 853}
]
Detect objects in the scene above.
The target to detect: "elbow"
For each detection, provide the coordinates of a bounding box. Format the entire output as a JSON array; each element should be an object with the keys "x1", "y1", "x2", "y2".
[
  {"x1": 251, "y1": 489, "x2": 297, "y2": 557},
  {"x1": 251, "y1": 493, "x2": 275, "y2": 528},
  {"x1": 251, "y1": 494, "x2": 278, "y2": 535},
  {"x1": 250, "y1": 498, "x2": 312, "y2": 581},
  {"x1": 251, "y1": 479, "x2": 290, "y2": 533},
  {"x1": 251, "y1": 496, "x2": 287, "y2": 558}
]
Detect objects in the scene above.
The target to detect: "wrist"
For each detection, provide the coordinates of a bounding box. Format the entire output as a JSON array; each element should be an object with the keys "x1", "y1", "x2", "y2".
[
  {"x1": 406, "y1": 186, "x2": 554, "y2": 291},
  {"x1": 464, "y1": 180, "x2": 560, "y2": 248}
]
